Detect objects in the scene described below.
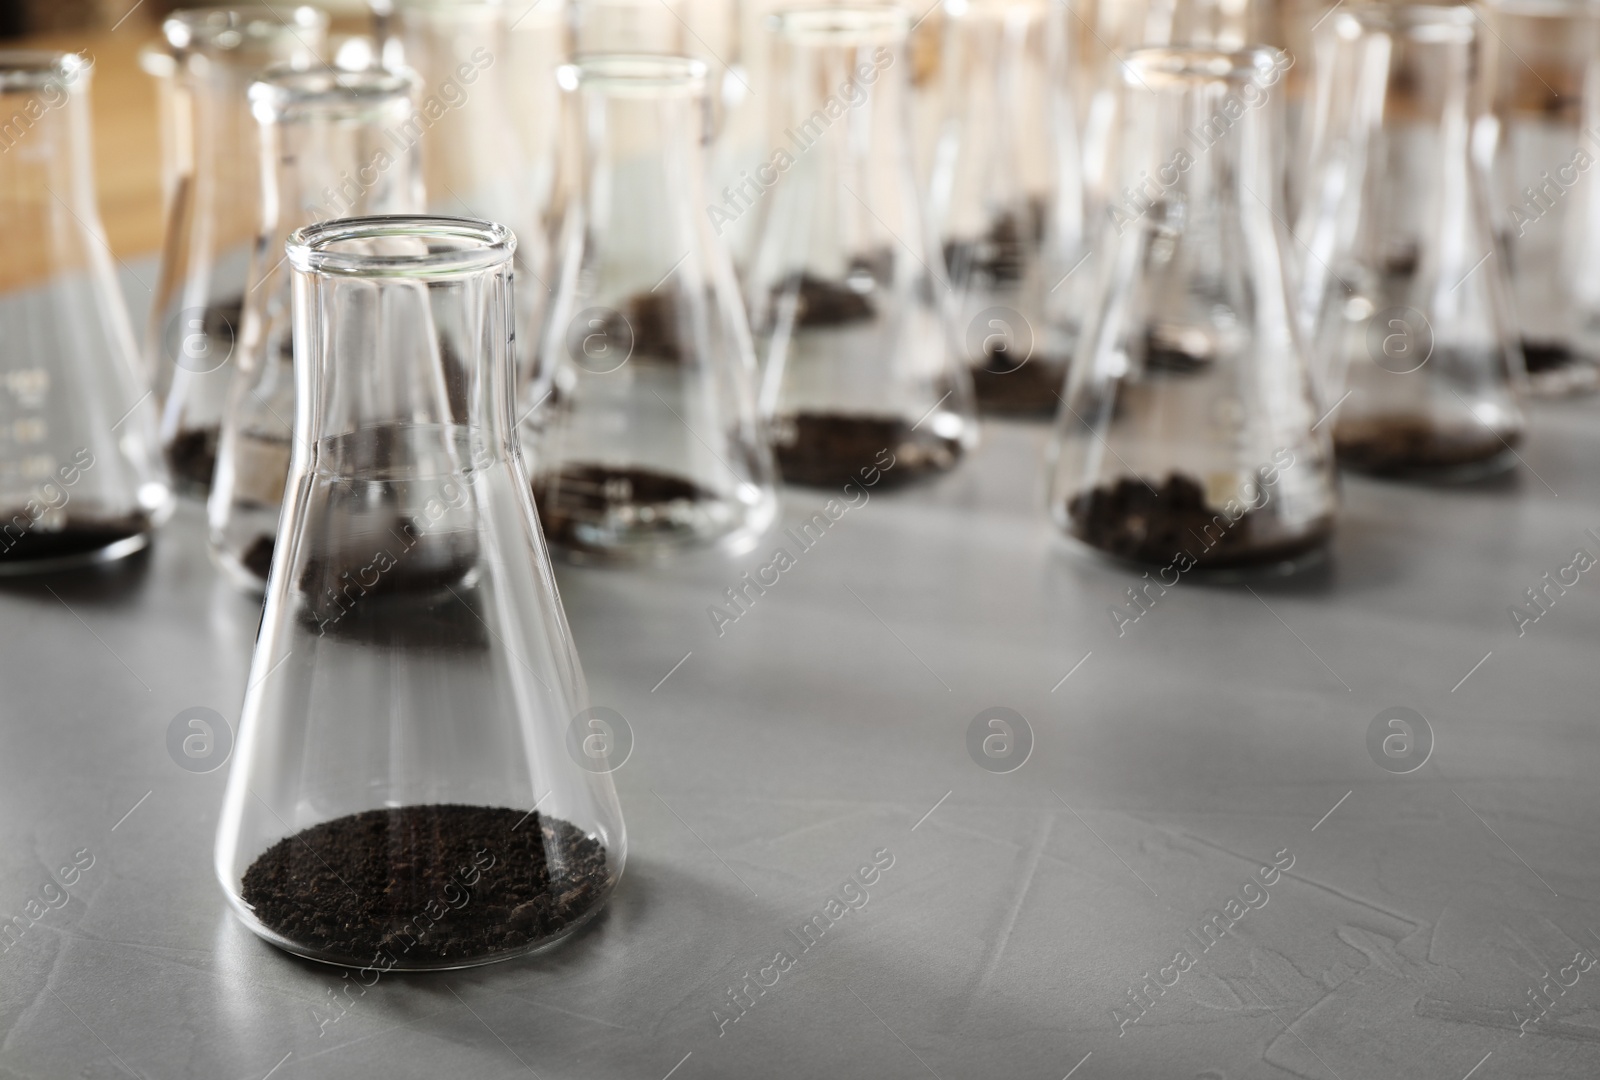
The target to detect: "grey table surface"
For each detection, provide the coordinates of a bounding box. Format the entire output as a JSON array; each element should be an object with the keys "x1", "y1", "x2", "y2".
[{"x1": 3, "y1": 402, "x2": 1600, "y2": 1080}]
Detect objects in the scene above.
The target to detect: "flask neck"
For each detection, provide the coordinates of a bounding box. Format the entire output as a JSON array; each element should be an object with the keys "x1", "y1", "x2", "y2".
[
  {"x1": 559, "y1": 56, "x2": 714, "y2": 286},
  {"x1": 1113, "y1": 48, "x2": 1290, "y2": 238},
  {"x1": 769, "y1": 22, "x2": 909, "y2": 171},
  {"x1": 256, "y1": 71, "x2": 423, "y2": 239},
  {"x1": 288, "y1": 218, "x2": 518, "y2": 468}
]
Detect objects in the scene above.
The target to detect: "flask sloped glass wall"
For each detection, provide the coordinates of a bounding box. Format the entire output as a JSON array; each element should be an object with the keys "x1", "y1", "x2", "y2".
[
  {"x1": 747, "y1": 6, "x2": 975, "y2": 488},
  {"x1": 0, "y1": 52, "x2": 171, "y2": 573},
  {"x1": 150, "y1": 6, "x2": 328, "y2": 498},
  {"x1": 525, "y1": 56, "x2": 776, "y2": 560},
  {"x1": 928, "y1": 0, "x2": 1086, "y2": 416},
  {"x1": 215, "y1": 217, "x2": 625, "y2": 969},
  {"x1": 1047, "y1": 47, "x2": 1337, "y2": 574},
  {"x1": 208, "y1": 68, "x2": 425, "y2": 592},
  {"x1": 1299, "y1": 4, "x2": 1526, "y2": 479},
  {"x1": 1483, "y1": 0, "x2": 1600, "y2": 396}
]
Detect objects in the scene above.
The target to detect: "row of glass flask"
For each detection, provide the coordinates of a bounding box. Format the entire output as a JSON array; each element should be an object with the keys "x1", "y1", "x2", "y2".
[{"x1": 0, "y1": 1, "x2": 1566, "y2": 588}]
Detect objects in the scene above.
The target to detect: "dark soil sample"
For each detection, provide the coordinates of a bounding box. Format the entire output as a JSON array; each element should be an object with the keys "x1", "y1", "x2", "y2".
[
  {"x1": 240, "y1": 804, "x2": 611, "y2": 966},
  {"x1": 771, "y1": 251, "x2": 894, "y2": 329},
  {"x1": 1334, "y1": 415, "x2": 1517, "y2": 475},
  {"x1": 586, "y1": 293, "x2": 683, "y2": 364},
  {"x1": 970, "y1": 351, "x2": 1066, "y2": 416},
  {"x1": 1068, "y1": 473, "x2": 1332, "y2": 569},
  {"x1": 298, "y1": 524, "x2": 482, "y2": 643},
  {"x1": 0, "y1": 515, "x2": 148, "y2": 564},
  {"x1": 241, "y1": 535, "x2": 275, "y2": 582},
  {"x1": 534, "y1": 464, "x2": 717, "y2": 551},
  {"x1": 773, "y1": 412, "x2": 963, "y2": 489},
  {"x1": 167, "y1": 426, "x2": 220, "y2": 493},
  {"x1": 204, "y1": 296, "x2": 243, "y2": 343},
  {"x1": 1521, "y1": 339, "x2": 1575, "y2": 374},
  {"x1": 945, "y1": 212, "x2": 1028, "y2": 285}
]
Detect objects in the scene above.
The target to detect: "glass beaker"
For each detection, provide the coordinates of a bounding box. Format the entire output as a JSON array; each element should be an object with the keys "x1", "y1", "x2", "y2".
[
  {"x1": 208, "y1": 67, "x2": 425, "y2": 592},
  {"x1": 0, "y1": 52, "x2": 171, "y2": 573},
  {"x1": 1300, "y1": 4, "x2": 1526, "y2": 479},
  {"x1": 524, "y1": 56, "x2": 777, "y2": 561},
  {"x1": 928, "y1": 0, "x2": 1086, "y2": 416},
  {"x1": 1047, "y1": 47, "x2": 1337, "y2": 574},
  {"x1": 1483, "y1": 0, "x2": 1600, "y2": 396},
  {"x1": 150, "y1": 6, "x2": 329, "y2": 498},
  {"x1": 747, "y1": 6, "x2": 976, "y2": 488},
  {"x1": 214, "y1": 216, "x2": 625, "y2": 969}
]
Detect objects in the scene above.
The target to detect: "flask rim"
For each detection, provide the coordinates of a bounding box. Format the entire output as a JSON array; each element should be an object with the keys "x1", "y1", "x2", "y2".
[
  {"x1": 287, "y1": 215, "x2": 516, "y2": 278},
  {"x1": 557, "y1": 54, "x2": 708, "y2": 96},
  {"x1": 250, "y1": 64, "x2": 418, "y2": 117},
  {"x1": 1338, "y1": 3, "x2": 1477, "y2": 42},
  {"x1": 770, "y1": 5, "x2": 911, "y2": 45},
  {"x1": 0, "y1": 51, "x2": 90, "y2": 94},
  {"x1": 163, "y1": 5, "x2": 330, "y2": 53},
  {"x1": 1123, "y1": 45, "x2": 1288, "y2": 88}
]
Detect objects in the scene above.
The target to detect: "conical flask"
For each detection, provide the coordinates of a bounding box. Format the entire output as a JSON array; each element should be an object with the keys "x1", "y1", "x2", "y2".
[
  {"x1": 208, "y1": 67, "x2": 425, "y2": 592},
  {"x1": 524, "y1": 55, "x2": 777, "y2": 560},
  {"x1": 1483, "y1": 0, "x2": 1600, "y2": 397},
  {"x1": 1299, "y1": 4, "x2": 1526, "y2": 479},
  {"x1": 1047, "y1": 47, "x2": 1337, "y2": 575},
  {"x1": 928, "y1": 0, "x2": 1087, "y2": 416},
  {"x1": 746, "y1": 6, "x2": 975, "y2": 488},
  {"x1": 149, "y1": 6, "x2": 329, "y2": 498},
  {"x1": 214, "y1": 217, "x2": 625, "y2": 969},
  {"x1": 0, "y1": 52, "x2": 172, "y2": 574}
]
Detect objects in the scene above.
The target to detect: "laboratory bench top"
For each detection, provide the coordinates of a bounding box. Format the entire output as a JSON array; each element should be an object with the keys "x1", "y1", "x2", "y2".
[{"x1": 3, "y1": 402, "x2": 1600, "y2": 1079}]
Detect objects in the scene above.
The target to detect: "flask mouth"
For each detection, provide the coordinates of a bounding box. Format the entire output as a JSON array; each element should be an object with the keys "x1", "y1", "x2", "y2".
[
  {"x1": 250, "y1": 65, "x2": 418, "y2": 120},
  {"x1": 0, "y1": 51, "x2": 90, "y2": 94},
  {"x1": 557, "y1": 54, "x2": 708, "y2": 96},
  {"x1": 164, "y1": 6, "x2": 329, "y2": 53},
  {"x1": 287, "y1": 215, "x2": 516, "y2": 278},
  {"x1": 771, "y1": 5, "x2": 910, "y2": 45},
  {"x1": 1339, "y1": 3, "x2": 1477, "y2": 43},
  {"x1": 1123, "y1": 45, "x2": 1289, "y2": 88}
]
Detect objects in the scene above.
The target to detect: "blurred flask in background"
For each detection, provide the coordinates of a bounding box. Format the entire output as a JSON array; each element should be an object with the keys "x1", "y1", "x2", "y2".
[
  {"x1": 524, "y1": 56, "x2": 777, "y2": 561},
  {"x1": 1298, "y1": 3, "x2": 1525, "y2": 480},
  {"x1": 0, "y1": 52, "x2": 171, "y2": 574},
  {"x1": 148, "y1": 6, "x2": 328, "y2": 498},
  {"x1": 928, "y1": 0, "x2": 1087, "y2": 417},
  {"x1": 208, "y1": 66, "x2": 424, "y2": 593}
]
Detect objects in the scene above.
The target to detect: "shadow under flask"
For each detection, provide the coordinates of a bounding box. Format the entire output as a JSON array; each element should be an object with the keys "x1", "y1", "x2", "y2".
[
  {"x1": 746, "y1": 6, "x2": 976, "y2": 489},
  {"x1": 1299, "y1": 4, "x2": 1526, "y2": 479},
  {"x1": 214, "y1": 217, "x2": 625, "y2": 969},
  {"x1": 208, "y1": 67, "x2": 424, "y2": 592},
  {"x1": 0, "y1": 52, "x2": 171, "y2": 573},
  {"x1": 928, "y1": 0, "x2": 1088, "y2": 417},
  {"x1": 524, "y1": 56, "x2": 777, "y2": 561},
  {"x1": 1047, "y1": 47, "x2": 1337, "y2": 575},
  {"x1": 150, "y1": 6, "x2": 329, "y2": 498}
]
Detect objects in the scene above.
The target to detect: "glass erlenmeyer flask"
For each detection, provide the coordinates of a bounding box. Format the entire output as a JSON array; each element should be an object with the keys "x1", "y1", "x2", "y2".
[
  {"x1": 208, "y1": 67, "x2": 425, "y2": 592},
  {"x1": 215, "y1": 216, "x2": 625, "y2": 969},
  {"x1": 150, "y1": 6, "x2": 329, "y2": 498},
  {"x1": 928, "y1": 0, "x2": 1086, "y2": 416},
  {"x1": 1301, "y1": 4, "x2": 1526, "y2": 479},
  {"x1": 747, "y1": 6, "x2": 976, "y2": 488},
  {"x1": 0, "y1": 52, "x2": 171, "y2": 573},
  {"x1": 1047, "y1": 47, "x2": 1337, "y2": 574},
  {"x1": 524, "y1": 56, "x2": 777, "y2": 560},
  {"x1": 1483, "y1": 0, "x2": 1600, "y2": 397}
]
